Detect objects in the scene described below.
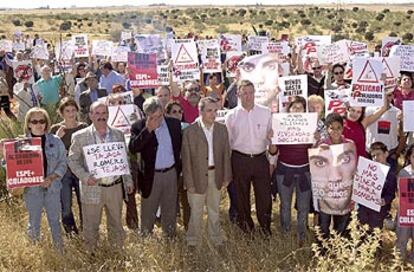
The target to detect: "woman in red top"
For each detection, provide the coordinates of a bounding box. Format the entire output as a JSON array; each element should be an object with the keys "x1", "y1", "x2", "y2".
[{"x1": 393, "y1": 72, "x2": 414, "y2": 110}]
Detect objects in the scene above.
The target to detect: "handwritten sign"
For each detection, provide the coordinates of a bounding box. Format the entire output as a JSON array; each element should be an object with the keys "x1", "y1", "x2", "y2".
[
  {"x1": 318, "y1": 40, "x2": 350, "y2": 65},
  {"x1": 4, "y1": 138, "x2": 44, "y2": 189},
  {"x1": 352, "y1": 156, "x2": 389, "y2": 212},
  {"x1": 92, "y1": 40, "x2": 113, "y2": 57},
  {"x1": 157, "y1": 65, "x2": 170, "y2": 86},
  {"x1": 111, "y1": 46, "x2": 130, "y2": 63},
  {"x1": 382, "y1": 37, "x2": 401, "y2": 57},
  {"x1": 247, "y1": 36, "x2": 269, "y2": 52},
  {"x1": 128, "y1": 52, "x2": 158, "y2": 88},
  {"x1": 55, "y1": 40, "x2": 74, "y2": 60},
  {"x1": 272, "y1": 112, "x2": 317, "y2": 144},
  {"x1": 399, "y1": 177, "x2": 414, "y2": 226},
  {"x1": 350, "y1": 58, "x2": 384, "y2": 107},
  {"x1": 390, "y1": 45, "x2": 414, "y2": 72},
  {"x1": 83, "y1": 142, "x2": 130, "y2": 179},
  {"x1": 278, "y1": 75, "x2": 308, "y2": 112},
  {"x1": 31, "y1": 45, "x2": 49, "y2": 60},
  {"x1": 72, "y1": 34, "x2": 89, "y2": 58}
]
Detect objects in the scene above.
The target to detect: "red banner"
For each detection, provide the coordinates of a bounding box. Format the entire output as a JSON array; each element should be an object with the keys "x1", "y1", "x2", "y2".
[
  {"x1": 399, "y1": 177, "x2": 414, "y2": 226},
  {"x1": 4, "y1": 138, "x2": 44, "y2": 189},
  {"x1": 128, "y1": 52, "x2": 158, "y2": 89}
]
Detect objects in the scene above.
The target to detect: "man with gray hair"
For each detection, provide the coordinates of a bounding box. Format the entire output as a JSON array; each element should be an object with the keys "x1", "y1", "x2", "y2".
[
  {"x1": 68, "y1": 101, "x2": 134, "y2": 251},
  {"x1": 33, "y1": 65, "x2": 62, "y2": 106},
  {"x1": 129, "y1": 96, "x2": 182, "y2": 237}
]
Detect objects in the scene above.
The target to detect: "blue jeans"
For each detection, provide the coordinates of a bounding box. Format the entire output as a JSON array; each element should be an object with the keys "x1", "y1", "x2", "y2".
[
  {"x1": 276, "y1": 163, "x2": 311, "y2": 241},
  {"x1": 24, "y1": 184, "x2": 63, "y2": 249},
  {"x1": 61, "y1": 171, "x2": 82, "y2": 234}
]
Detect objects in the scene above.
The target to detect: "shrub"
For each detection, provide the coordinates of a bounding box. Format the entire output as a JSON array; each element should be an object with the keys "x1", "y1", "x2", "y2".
[
  {"x1": 265, "y1": 19, "x2": 273, "y2": 26},
  {"x1": 389, "y1": 32, "x2": 398, "y2": 37},
  {"x1": 408, "y1": 10, "x2": 414, "y2": 15},
  {"x1": 403, "y1": 32, "x2": 414, "y2": 42},
  {"x1": 24, "y1": 21, "x2": 34, "y2": 28},
  {"x1": 300, "y1": 19, "x2": 312, "y2": 26},
  {"x1": 87, "y1": 22, "x2": 92, "y2": 27},
  {"x1": 376, "y1": 13, "x2": 385, "y2": 21},
  {"x1": 351, "y1": 22, "x2": 358, "y2": 28},
  {"x1": 59, "y1": 21, "x2": 72, "y2": 31},
  {"x1": 122, "y1": 22, "x2": 132, "y2": 29},
  {"x1": 352, "y1": 7, "x2": 359, "y2": 12},
  {"x1": 12, "y1": 19, "x2": 21, "y2": 26},
  {"x1": 364, "y1": 31, "x2": 374, "y2": 41},
  {"x1": 394, "y1": 21, "x2": 401, "y2": 26}
]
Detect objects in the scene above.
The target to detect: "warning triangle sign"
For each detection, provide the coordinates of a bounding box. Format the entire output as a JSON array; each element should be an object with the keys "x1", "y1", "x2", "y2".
[
  {"x1": 175, "y1": 44, "x2": 194, "y2": 64},
  {"x1": 111, "y1": 106, "x2": 131, "y2": 128},
  {"x1": 357, "y1": 60, "x2": 380, "y2": 83},
  {"x1": 382, "y1": 58, "x2": 394, "y2": 79}
]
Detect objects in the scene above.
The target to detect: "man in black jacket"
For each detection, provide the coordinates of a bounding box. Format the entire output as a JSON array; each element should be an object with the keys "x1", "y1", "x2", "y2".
[{"x1": 129, "y1": 96, "x2": 181, "y2": 237}]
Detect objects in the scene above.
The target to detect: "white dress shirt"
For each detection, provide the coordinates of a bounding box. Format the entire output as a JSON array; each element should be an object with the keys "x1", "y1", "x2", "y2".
[
  {"x1": 200, "y1": 119, "x2": 215, "y2": 167},
  {"x1": 225, "y1": 104, "x2": 271, "y2": 155}
]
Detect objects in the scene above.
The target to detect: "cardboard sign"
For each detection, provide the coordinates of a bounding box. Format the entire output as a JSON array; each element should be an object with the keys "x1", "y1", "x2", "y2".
[
  {"x1": 31, "y1": 45, "x2": 49, "y2": 60},
  {"x1": 352, "y1": 157, "x2": 389, "y2": 212},
  {"x1": 199, "y1": 39, "x2": 222, "y2": 73},
  {"x1": 219, "y1": 34, "x2": 242, "y2": 52},
  {"x1": 390, "y1": 45, "x2": 414, "y2": 72},
  {"x1": 399, "y1": 177, "x2": 414, "y2": 226},
  {"x1": 278, "y1": 75, "x2": 308, "y2": 112},
  {"x1": 55, "y1": 40, "x2": 75, "y2": 60},
  {"x1": 12, "y1": 60, "x2": 34, "y2": 84},
  {"x1": 403, "y1": 101, "x2": 414, "y2": 132},
  {"x1": 128, "y1": 52, "x2": 158, "y2": 88},
  {"x1": 0, "y1": 40, "x2": 13, "y2": 52},
  {"x1": 92, "y1": 40, "x2": 113, "y2": 57},
  {"x1": 157, "y1": 65, "x2": 170, "y2": 86},
  {"x1": 72, "y1": 34, "x2": 89, "y2": 58},
  {"x1": 272, "y1": 112, "x2": 317, "y2": 144},
  {"x1": 111, "y1": 46, "x2": 130, "y2": 62},
  {"x1": 324, "y1": 88, "x2": 352, "y2": 117},
  {"x1": 350, "y1": 58, "x2": 384, "y2": 107},
  {"x1": 83, "y1": 142, "x2": 130, "y2": 179},
  {"x1": 108, "y1": 105, "x2": 135, "y2": 136},
  {"x1": 318, "y1": 40, "x2": 350, "y2": 65},
  {"x1": 172, "y1": 39, "x2": 200, "y2": 82},
  {"x1": 247, "y1": 36, "x2": 269, "y2": 52},
  {"x1": 309, "y1": 142, "x2": 357, "y2": 215},
  {"x1": 4, "y1": 138, "x2": 44, "y2": 189},
  {"x1": 382, "y1": 37, "x2": 401, "y2": 57}
]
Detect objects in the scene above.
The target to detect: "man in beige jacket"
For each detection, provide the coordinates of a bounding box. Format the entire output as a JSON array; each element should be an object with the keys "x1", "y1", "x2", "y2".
[{"x1": 182, "y1": 97, "x2": 232, "y2": 247}]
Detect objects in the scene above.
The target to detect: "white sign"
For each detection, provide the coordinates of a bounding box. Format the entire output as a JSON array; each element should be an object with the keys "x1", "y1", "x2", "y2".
[
  {"x1": 248, "y1": 36, "x2": 269, "y2": 52},
  {"x1": 72, "y1": 34, "x2": 89, "y2": 58},
  {"x1": 12, "y1": 42, "x2": 25, "y2": 52},
  {"x1": 55, "y1": 40, "x2": 75, "y2": 60},
  {"x1": 403, "y1": 101, "x2": 414, "y2": 132},
  {"x1": 318, "y1": 40, "x2": 350, "y2": 65},
  {"x1": 272, "y1": 112, "x2": 317, "y2": 144},
  {"x1": 382, "y1": 37, "x2": 401, "y2": 57},
  {"x1": 111, "y1": 46, "x2": 130, "y2": 62},
  {"x1": 108, "y1": 105, "x2": 135, "y2": 136},
  {"x1": 121, "y1": 31, "x2": 132, "y2": 41},
  {"x1": 390, "y1": 45, "x2": 414, "y2": 72},
  {"x1": 350, "y1": 58, "x2": 384, "y2": 107},
  {"x1": 199, "y1": 39, "x2": 221, "y2": 73},
  {"x1": 278, "y1": 75, "x2": 308, "y2": 112},
  {"x1": 157, "y1": 65, "x2": 170, "y2": 86},
  {"x1": 373, "y1": 57, "x2": 400, "y2": 90},
  {"x1": 92, "y1": 40, "x2": 113, "y2": 57},
  {"x1": 83, "y1": 142, "x2": 130, "y2": 179},
  {"x1": 31, "y1": 45, "x2": 49, "y2": 60},
  {"x1": 324, "y1": 88, "x2": 352, "y2": 117},
  {"x1": 12, "y1": 60, "x2": 34, "y2": 84},
  {"x1": 0, "y1": 40, "x2": 13, "y2": 52},
  {"x1": 172, "y1": 39, "x2": 199, "y2": 82},
  {"x1": 296, "y1": 35, "x2": 331, "y2": 48},
  {"x1": 219, "y1": 34, "x2": 242, "y2": 52},
  {"x1": 352, "y1": 156, "x2": 389, "y2": 212}
]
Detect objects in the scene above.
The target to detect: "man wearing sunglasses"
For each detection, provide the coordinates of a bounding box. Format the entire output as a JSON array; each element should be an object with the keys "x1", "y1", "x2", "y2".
[
  {"x1": 171, "y1": 81, "x2": 201, "y2": 123},
  {"x1": 297, "y1": 47, "x2": 325, "y2": 98}
]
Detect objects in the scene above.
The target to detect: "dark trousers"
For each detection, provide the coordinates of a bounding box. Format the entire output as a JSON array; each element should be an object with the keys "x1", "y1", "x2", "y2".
[
  {"x1": 61, "y1": 171, "x2": 82, "y2": 234},
  {"x1": 227, "y1": 181, "x2": 238, "y2": 223},
  {"x1": 231, "y1": 151, "x2": 272, "y2": 234},
  {"x1": 357, "y1": 206, "x2": 385, "y2": 230},
  {"x1": 0, "y1": 96, "x2": 16, "y2": 119},
  {"x1": 319, "y1": 212, "x2": 350, "y2": 239}
]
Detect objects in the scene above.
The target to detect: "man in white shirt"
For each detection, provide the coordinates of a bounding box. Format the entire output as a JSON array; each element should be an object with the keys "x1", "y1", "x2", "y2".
[{"x1": 225, "y1": 80, "x2": 276, "y2": 235}]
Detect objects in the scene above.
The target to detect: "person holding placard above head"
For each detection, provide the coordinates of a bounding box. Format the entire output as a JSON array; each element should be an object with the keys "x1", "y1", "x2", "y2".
[
  {"x1": 396, "y1": 144, "x2": 414, "y2": 262},
  {"x1": 274, "y1": 96, "x2": 318, "y2": 246},
  {"x1": 324, "y1": 63, "x2": 351, "y2": 91},
  {"x1": 0, "y1": 108, "x2": 67, "y2": 251},
  {"x1": 171, "y1": 81, "x2": 201, "y2": 124},
  {"x1": 68, "y1": 101, "x2": 134, "y2": 252},
  {"x1": 357, "y1": 142, "x2": 397, "y2": 233},
  {"x1": 225, "y1": 79, "x2": 276, "y2": 236},
  {"x1": 393, "y1": 72, "x2": 414, "y2": 110},
  {"x1": 311, "y1": 112, "x2": 357, "y2": 244}
]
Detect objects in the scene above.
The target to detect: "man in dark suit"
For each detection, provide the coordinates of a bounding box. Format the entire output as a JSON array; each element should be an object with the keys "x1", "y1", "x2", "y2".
[
  {"x1": 129, "y1": 96, "x2": 182, "y2": 237},
  {"x1": 79, "y1": 72, "x2": 107, "y2": 124}
]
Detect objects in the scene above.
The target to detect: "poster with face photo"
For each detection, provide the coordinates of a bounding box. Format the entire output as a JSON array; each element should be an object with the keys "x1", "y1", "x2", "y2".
[{"x1": 309, "y1": 142, "x2": 357, "y2": 215}]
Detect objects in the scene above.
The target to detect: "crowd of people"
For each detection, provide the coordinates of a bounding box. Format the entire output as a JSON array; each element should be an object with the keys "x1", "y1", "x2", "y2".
[{"x1": 1, "y1": 30, "x2": 414, "y2": 262}]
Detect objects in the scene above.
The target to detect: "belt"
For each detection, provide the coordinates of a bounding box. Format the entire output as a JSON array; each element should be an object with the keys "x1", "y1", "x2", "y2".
[
  {"x1": 232, "y1": 150, "x2": 266, "y2": 158},
  {"x1": 208, "y1": 166, "x2": 215, "y2": 170},
  {"x1": 155, "y1": 164, "x2": 175, "y2": 173},
  {"x1": 99, "y1": 178, "x2": 122, "y2": 187}
]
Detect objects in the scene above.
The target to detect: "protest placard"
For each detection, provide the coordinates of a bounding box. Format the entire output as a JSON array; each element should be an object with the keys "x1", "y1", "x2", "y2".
[
  {"x1": 318, "y1": 40, "x2": 350, "y2": 65},
  {"x1": 403, "y1": 101, "x2": 414, "y2": 132},
  {"x1": 128, "y1": 52, "x2": 158, "y2": 89},
  {"x1": 12, "y1": 42, "x2": 25, "y2": 52},
  {"x1": 72, "y1": 34, "x2": 89, "y2": 58},
  {"x1": 278, "y1": 75, "x2": 308, "y2": 112},
  {"x1": 55, "y1": 40, "x2": 75, "y2": 61},
  {"x1": 247, "y1": 36, "x2": 269, "y2": 52},
  {"x1": 219, "y1": 34, "x2": 242, "y2": 52},
  {"x1": 111, "y1": 46, "x2": 130, "y2": 62},
  {"x1": 216, "y1": 109, "x2": 230, "y2": 124},
  {"x1": 263, "y1": 41, "x2": 291, "y2": 76},
  {"x1": 324, "y1": 88, "x2": 352, "y2": 116},
  {"x1": 352, "y1": 157, "x2": 389, "y2": 212},
  {"x1": 4, "y1": 138, "x2": 44, "y2": 189},
  {"x1": 225, "y1": 51, "x2": 243, "y2": 78},
  {"x1": 31, "y1": 45, "x2": 49, "y2": 60},
  {"x1": 296, "y1": 36, "x2": 331, "y2": 73},
  {"x1": 382, "y1": 37, "x2": 401, "y2": 57},
  {"x1": 83, "y1": 142, "x2": 130, "y2": 179},
  {"x1": 399, "y1": 177, "x2": 414, "y2": 226},
  {"x1": 157, "y1": 65, "x2": 170, "y2": 86},
  {"x1": 121, "y1": 31, "x2": 132, "y2": 41},
  {"x1": 373, "y1": 57, "x2": 400, "y2": 90},
  {"x1": 309, "y1": 142, "x2": 357, "y2": 215},
  {"x1": 0, "y1": 40, "x2": 13, "y2": 52},
  {"x1": 271, "y1": 112, "x2": 317, "y2": 145},
  {"x1": 347, "y1": 40, "x2": 369, "y2": 57},
  {"x1": 199, "y1": 39, "x2": 221, "y2": 73},
  {"x1": 108, "y1": 104, "x2": 135, "y2": 136},
  {"x1": 98, "y1": 91, "x2": 133, "y2": 105},
  {"x1": 135, "y1": 34, "x2": 167, "y2": 64},
  {"x1": 172, "y1": 39, "x2": 200, "y2": 82},
  {"x1": 12, "y1": 60, "x2": 34, "y2": 84},
  {"x1": 390, "y1": 45, "x2": 414, "y2": 72},
  {"x1": 350, "y1": 58, "x2": 384, "y2": 107},
  {"x1": 92, "y1": 40, "x2": 113, "y2": 57},
  {"x1": 296, "y1": 35, "x2": 331, "y2": 48}
]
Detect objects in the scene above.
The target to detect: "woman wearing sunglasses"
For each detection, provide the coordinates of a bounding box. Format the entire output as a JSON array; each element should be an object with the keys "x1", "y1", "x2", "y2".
[
  {"x1": 2, "y1": 108, "x2": 67, "y2": 251},
  {"x1": 324, "y1": 63, "x2": 351, "y2": 91}
]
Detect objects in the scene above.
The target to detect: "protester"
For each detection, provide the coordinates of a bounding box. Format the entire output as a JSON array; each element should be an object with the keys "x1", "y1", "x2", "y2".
[
  {"x1": 155, "y1": 86, "x2": 171, "y2": 109},
  {"x1": 393, "y1": 72, "x2": 414, "y2": 110},
  {"x1": 98, "y1": 62, "x2": 125, "y2": 94},
  {"x1": 171, "y1": 81, "x2": 201, "y2": 123},
  {"x1": 50, "y1": 98, "x2": 88, "y2": 235},
  {"x1": 182, "y1": 97, "x2": 232, "y2": 247},
  {"x1": 79, "y1": 72, "x2": 107, "y2": 124},
  {"x1": 0, "y1": 70, "x2": 16, "y2": 119},
  {"x1": 33, "y1": 65, "x2": 62, "y2": 106}
]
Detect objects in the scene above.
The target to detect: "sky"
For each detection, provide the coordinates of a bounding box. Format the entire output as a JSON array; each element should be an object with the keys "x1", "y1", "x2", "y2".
[{"x1": 1, "y1": 0, "x2": 412, "y2": 9}]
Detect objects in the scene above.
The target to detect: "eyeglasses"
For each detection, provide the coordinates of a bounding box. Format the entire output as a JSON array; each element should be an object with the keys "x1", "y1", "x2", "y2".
[
  {"x1": 30, "y1": 119, "x2": 46, "y2": 125},
  {"x1": 334, "y1": 71, "x2": 344, "y2": 75},
  {"x1": 312, "y1": 66, "x2": 322, "y2": 70},
  {"x1": 186, "y1": 88, "x2": 200, "y2": 93},
  {"x1": 171, "y1": 109, "x2": 183, "y2": 114}
]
